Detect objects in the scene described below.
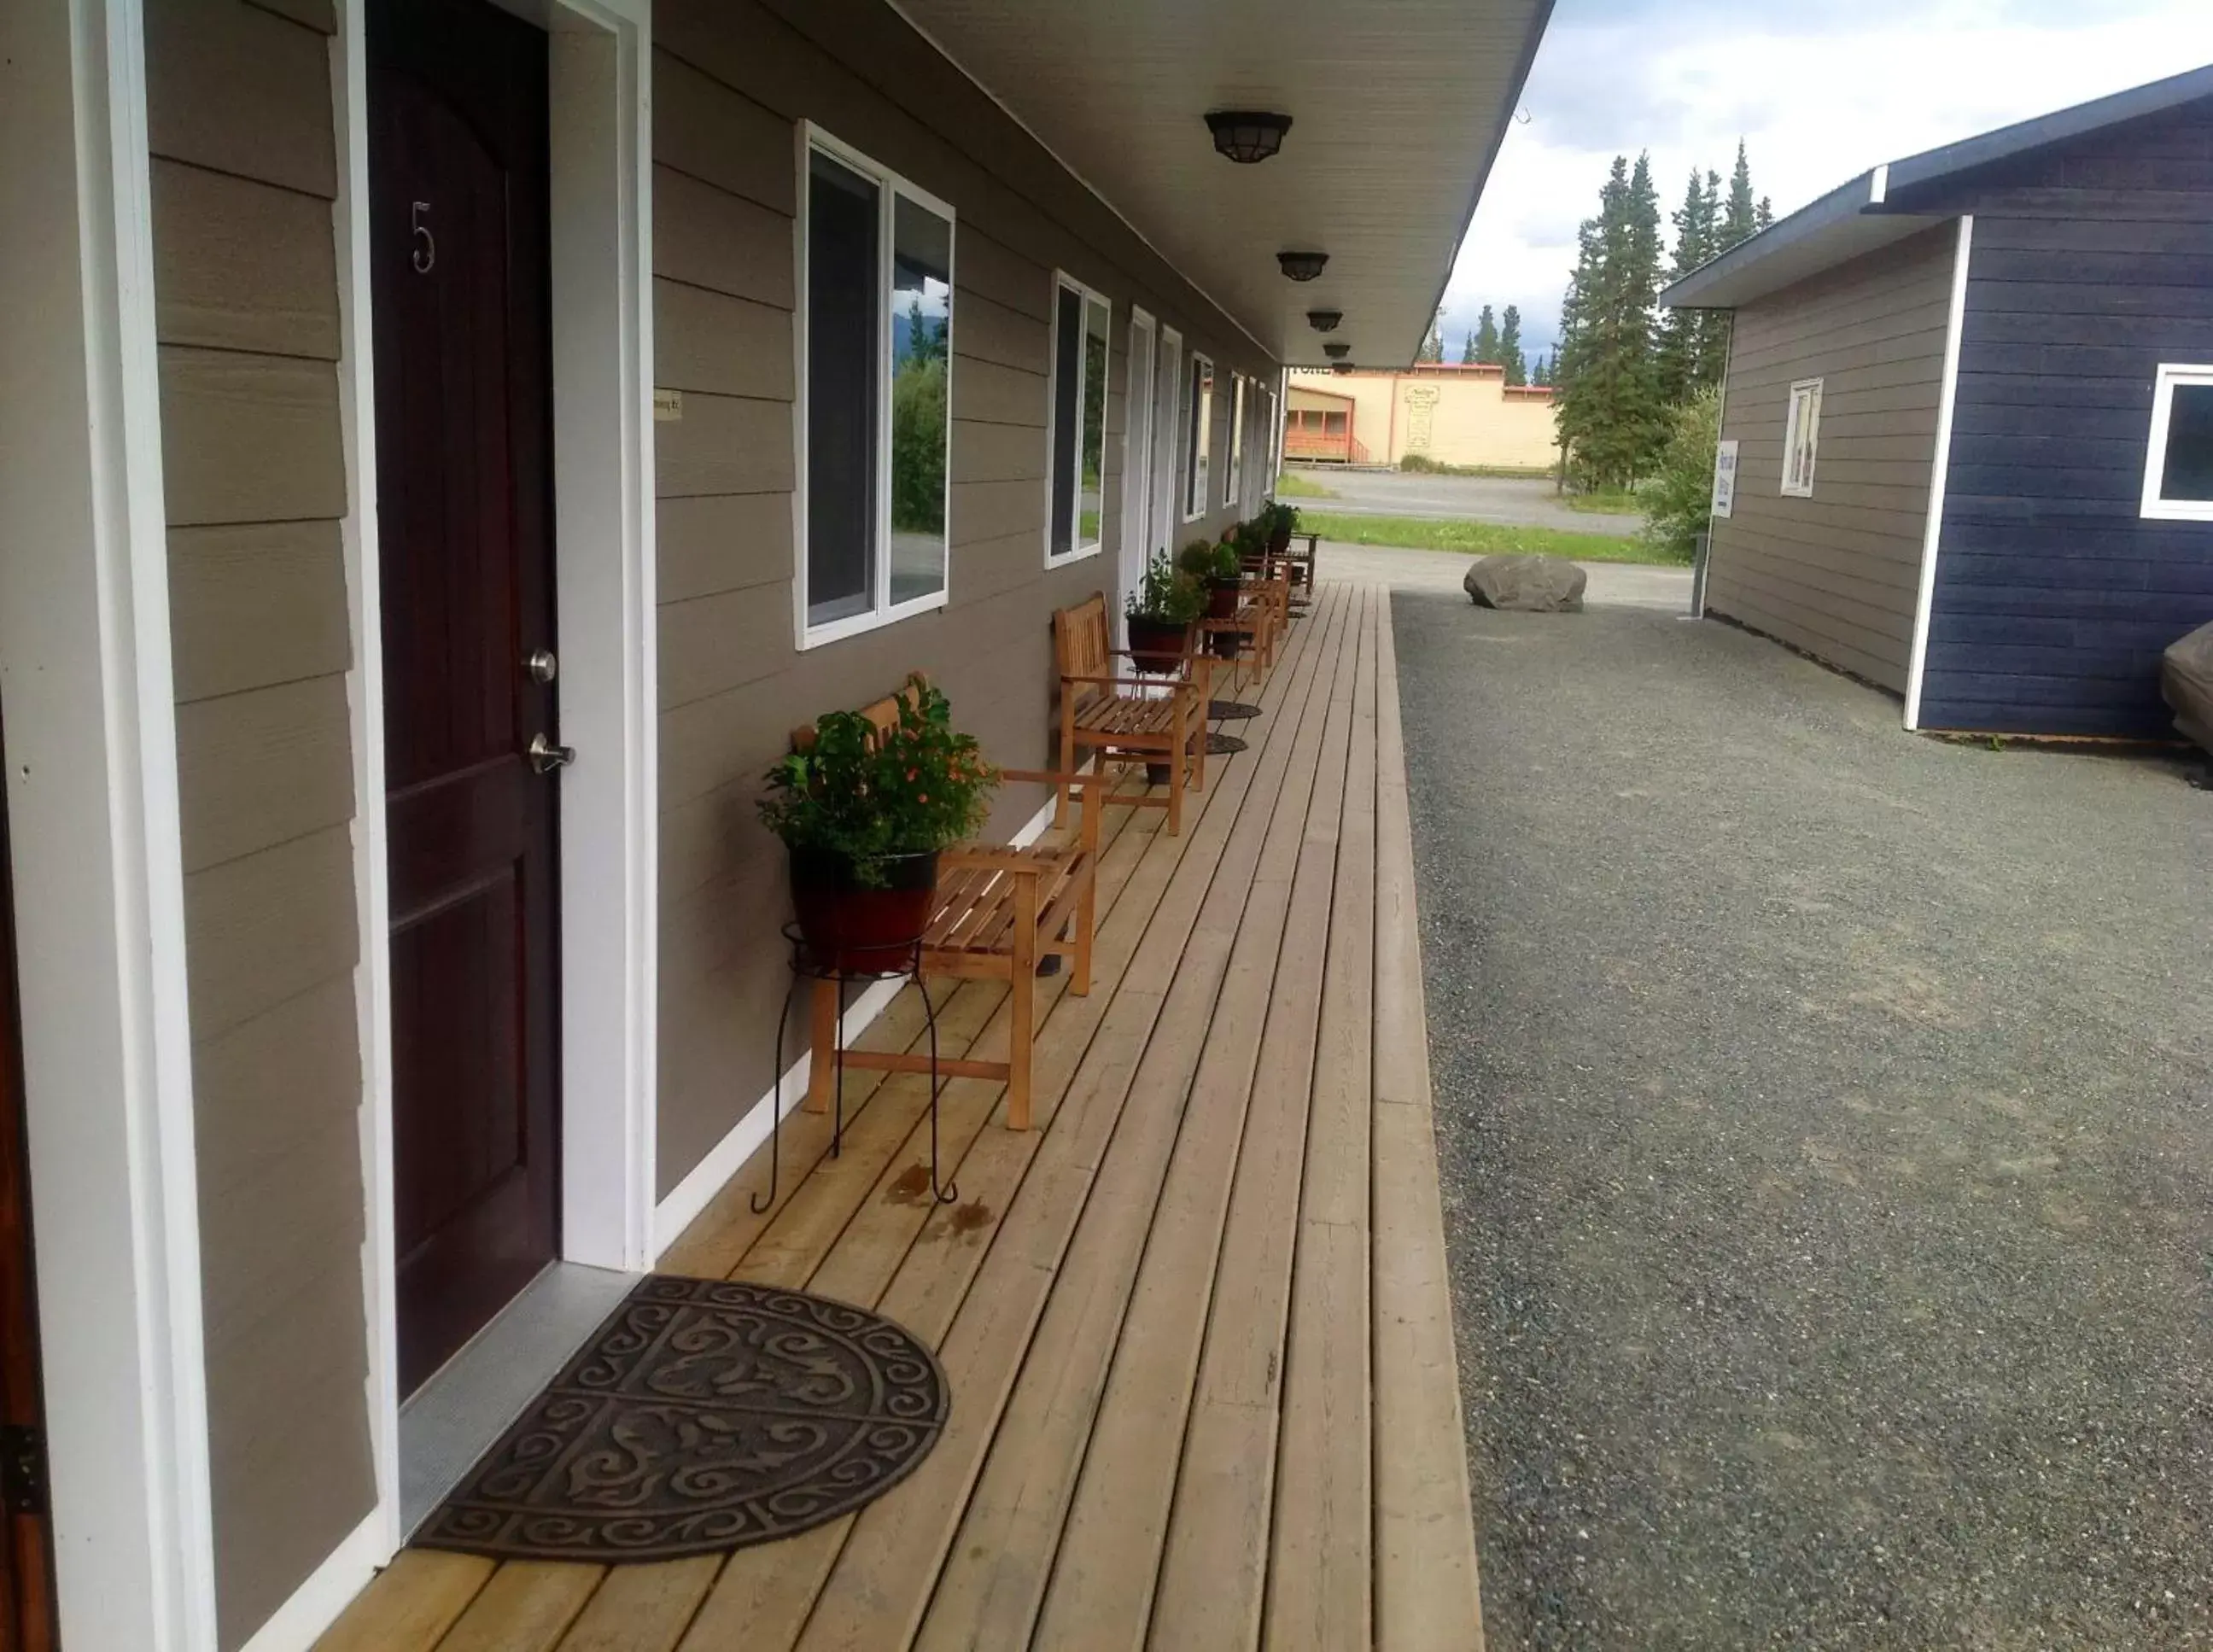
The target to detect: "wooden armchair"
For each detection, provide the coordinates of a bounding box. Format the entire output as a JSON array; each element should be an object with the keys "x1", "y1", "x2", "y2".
[
  {"x1": 1052, "y1": 593, "x2": 1209, "y2": 836},
  {"x1": 793, "y1": 676, "x2": 1100, "y2": 1131}
]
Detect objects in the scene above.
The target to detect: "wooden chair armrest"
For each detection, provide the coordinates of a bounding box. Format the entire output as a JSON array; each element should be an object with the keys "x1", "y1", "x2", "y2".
[
  {"x1": 999, "y1": 768, "x2": 1108, "y2": 789},
  {"x1": 941, "y1": 845, "x2": 1050, "y2": 874},
  {"x1": 1062, "y1": 672, "x2": 1198, "y2": 692}
]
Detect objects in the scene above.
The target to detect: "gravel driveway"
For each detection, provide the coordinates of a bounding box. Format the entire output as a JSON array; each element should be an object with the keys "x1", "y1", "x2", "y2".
[
  {"x1": 1288, "y1": 466, "x2": 1643, "y2": 538},
  {"x1": 1393, "y1": 592, "x2": 2213, "y2": 1650}
]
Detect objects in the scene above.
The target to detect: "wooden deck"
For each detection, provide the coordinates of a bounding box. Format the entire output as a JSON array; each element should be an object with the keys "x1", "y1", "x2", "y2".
[{"x1": 317, "y1": 581, "x2": 1481, "y2": 1652}]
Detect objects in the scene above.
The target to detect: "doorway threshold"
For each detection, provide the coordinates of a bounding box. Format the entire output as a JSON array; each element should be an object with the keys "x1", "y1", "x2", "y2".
[{"x1": 399, "y1": 1260, "x2": 640, "y2": 1536}]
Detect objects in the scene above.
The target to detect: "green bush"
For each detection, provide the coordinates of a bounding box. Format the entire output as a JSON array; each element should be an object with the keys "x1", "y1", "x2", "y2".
[
  {"x1": 1638, "y1": 388, "x2": 1720, "y2": 564},
  {"x1": 890, "y1": 357, "x2": 948, "y2": 534}
]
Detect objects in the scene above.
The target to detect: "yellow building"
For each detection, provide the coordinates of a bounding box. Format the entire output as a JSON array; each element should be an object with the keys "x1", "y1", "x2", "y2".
[{"x1": 1285, "y1": 363, "x2": 1558, "y2": 471}]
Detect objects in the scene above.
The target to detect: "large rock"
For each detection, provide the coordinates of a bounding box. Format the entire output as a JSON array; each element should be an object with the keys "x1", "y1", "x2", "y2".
[
  {"x1": 2163, "y1": 619, "x2": 2213, "y2": 753},
  {"x1": 1464, "y1": 553, "x2": 1586, "y2": 613}
]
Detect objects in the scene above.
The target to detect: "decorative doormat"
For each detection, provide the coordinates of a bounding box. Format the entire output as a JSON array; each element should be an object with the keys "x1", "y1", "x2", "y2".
[
  {"x1": 1209, "y1": 699, "x2": 1263, "y2": 721},
  {"x1": 416, "y1": 1275, "x2": 948, "y2": 1563},
  {"x1": 1206, "y1": 732, "x2": 1248, "y2": 756}
]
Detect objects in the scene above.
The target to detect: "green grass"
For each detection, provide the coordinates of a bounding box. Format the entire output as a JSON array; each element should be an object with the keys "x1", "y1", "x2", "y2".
[
  {"x1": 1274, "y1": 469, "x2": 1339, "y2": 499},
  {"x1": 1296, "y1": 511, "x2": 1686, "y2": 566},
  {"x1": 1396, "y1": 455, "x2": 1555, "y2": 479},
  {"x1": 1562, "y1": 487, "x2": 1641, "y2": 516}
]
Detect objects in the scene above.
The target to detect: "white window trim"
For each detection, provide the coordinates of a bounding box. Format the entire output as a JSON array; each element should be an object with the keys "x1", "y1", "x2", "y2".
[
  {"x1": 1043, "y1": 270, "x2": 1112, "y2": 568},
  {"x1": 2141, "y1": 363, "x2": 2213, "y2": 522},
  {"x1": 795, "y1": 122, "x2": 956, "y2": 649},
  {"x1": 1153, "y1": 325, "x2": 1182, "y2": 557},
  {"x1": 1223, "y1": 372, "x2": 1245, "y2": 508},
  {"x1": 1183, "y1": 350, "x2": 1215, "y2": 523},
  {"x1": 1781, "y1": 377, "x2": 1823, "y2": 498}
]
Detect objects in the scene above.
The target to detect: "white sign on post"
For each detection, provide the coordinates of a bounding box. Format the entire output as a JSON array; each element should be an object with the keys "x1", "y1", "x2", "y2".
[{"x1": 1710, "y1": 438, "x2": 1739, "y2": 519}]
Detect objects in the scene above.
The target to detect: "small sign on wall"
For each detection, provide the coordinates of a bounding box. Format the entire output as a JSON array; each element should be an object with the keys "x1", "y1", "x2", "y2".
[
  {"x1": 653, "y1": 388, "x2": 684, "y2": 422},
  {"x1": 1710, "y1": 438, "x2": 1739, "y2": 519}
]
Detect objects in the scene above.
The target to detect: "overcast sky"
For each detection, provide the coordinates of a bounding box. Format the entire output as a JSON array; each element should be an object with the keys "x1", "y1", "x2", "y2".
[{"x1": 1442, "y1": 0, "x2": 2213, "y2": 366}]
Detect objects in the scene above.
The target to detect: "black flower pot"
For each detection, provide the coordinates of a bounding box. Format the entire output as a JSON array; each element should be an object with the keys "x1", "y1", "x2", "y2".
[
  {"x1": 788, "y1": 846, "x2": 940, "y2": 975},
  {"x1": 1206, "y1": 575, "x2": 1241, "y2": 619},
  {"x1": 1127, "y1": 616, "x2": 1191, "y2": 673}
]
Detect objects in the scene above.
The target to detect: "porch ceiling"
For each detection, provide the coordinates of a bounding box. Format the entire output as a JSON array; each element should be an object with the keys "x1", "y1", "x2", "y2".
[{"x1": 890, "y1": 0, "x2": 1553, "y2": 369}]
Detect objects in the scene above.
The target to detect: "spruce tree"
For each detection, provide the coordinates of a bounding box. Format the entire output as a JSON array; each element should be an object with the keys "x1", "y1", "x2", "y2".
[
  {"x1": 1474, "y1": 304, "x2": 1500, "y2": 365},
  {"x1": 1461, "y1": 330, "x2": 1479, "y2": 365},
  {"x1": 1499, "y1": 306, "x2": 1527, "y2": 385},
  {"x1": 1552, "y1": 152, "x2": 1667, "y2": 490},
  {"x1": 1421, "y1": 311, "x2": 1445, "y2": 363},
  {"x1": 1756, "y1": 196, "x2": 1774, "y2": 231},
  {"x1": 1654, "y1": 167, "x2": 1708, "y2": 407},
  {"x1": 1721, "y1": 139, "x2": 1758, "y2": 252}
]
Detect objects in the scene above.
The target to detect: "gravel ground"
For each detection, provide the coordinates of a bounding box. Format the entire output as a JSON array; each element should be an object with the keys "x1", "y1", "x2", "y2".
[
  {"x1": 1393, "y1": 592, "x2": 2213, "y2": 1651},
  {"x1": 1288, "y1": 467, "x2": 1644, "y2": 538}
]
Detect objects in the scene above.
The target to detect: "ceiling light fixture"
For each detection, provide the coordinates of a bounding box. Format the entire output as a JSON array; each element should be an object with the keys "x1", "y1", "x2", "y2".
[
  {"x1": 1306, "y1": 308, "x2": 1343, "y2": 333},
  {"x1": 1323, "y1": 341, "x2": 1351, "y2": 359},
  {"x1": 1276, "y1": 250, "x2": 1328, "y2": 283},
  {"x1": 1206, "y1": 109, "x2": 1293, "y2": 164},
  {"x1": 1330, "y1": 361, "x2": 1357, "y2": 374}
]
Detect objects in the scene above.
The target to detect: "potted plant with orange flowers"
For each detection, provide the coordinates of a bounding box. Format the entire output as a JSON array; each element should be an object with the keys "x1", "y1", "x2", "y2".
[{"x1": 760, "y1": 680, "x2": 998, "y2": 973}]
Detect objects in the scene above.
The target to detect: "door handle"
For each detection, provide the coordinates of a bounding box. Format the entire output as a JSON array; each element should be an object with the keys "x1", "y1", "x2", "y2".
[{"x1": 526, "y1": 733, "x2": 575, "y2": 774}]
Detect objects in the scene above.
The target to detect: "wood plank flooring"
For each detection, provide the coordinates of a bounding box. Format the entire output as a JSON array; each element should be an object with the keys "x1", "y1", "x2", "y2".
[{"x1": 316, "y1": 581, "x2": 1480, "y2": 1652}]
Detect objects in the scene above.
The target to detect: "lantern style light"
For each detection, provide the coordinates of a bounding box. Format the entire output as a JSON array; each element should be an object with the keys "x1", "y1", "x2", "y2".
[
  {"x1": 1323, "y1": 341, "x2": 1351, "y2": 359},
  {"x1": 1206, "y1": 109, "x2": 1293, "y2": 164},
  {"x1": 1307, "y1": 308, "x2": 1343, "y2": 333},
  {"x1": 1276, "y1": 250, "x2": 1328, "y2": 283}
]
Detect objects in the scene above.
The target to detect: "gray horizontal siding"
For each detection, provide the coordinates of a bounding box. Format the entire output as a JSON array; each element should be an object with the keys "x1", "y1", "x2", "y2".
[
  {"x1": 1709, "y1": 225, "x2": 1958, "y2": 692},
  {"x1": 144, "y1": 0, "x2": 371, "y2": 1646},
  {"x1": 646, "y1": 1, "x2": 1281, "y2": 1196}
]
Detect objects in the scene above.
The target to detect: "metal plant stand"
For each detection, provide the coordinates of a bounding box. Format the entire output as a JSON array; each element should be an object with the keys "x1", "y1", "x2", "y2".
[{"x1": 754, "y1": 921, "x2": 957, "y2": 1214}]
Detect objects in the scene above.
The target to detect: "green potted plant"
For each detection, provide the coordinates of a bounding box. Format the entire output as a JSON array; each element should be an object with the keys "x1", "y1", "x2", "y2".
[
  {"x1": 1263, "y1": 499, "x2": 1299, "y2": 556},
  {"x1": 759, "y1": 680, "x2": 998, "y2": 972},
  {"x1": 1125, "y1": 548, "x2": 1203, "y2": 671},
  {"x1": 1178, "y1": 536, "x2": 1242, "y2": 621}
]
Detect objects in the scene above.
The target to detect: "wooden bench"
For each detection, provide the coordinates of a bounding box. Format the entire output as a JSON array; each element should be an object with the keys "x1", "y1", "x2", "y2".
[
  {"x1": 1053, "y1": 593, "x2": 1208, "y2": 836},
  {"x1": 794, "y1": 676, "x2": 1100, "y2": 1131}
]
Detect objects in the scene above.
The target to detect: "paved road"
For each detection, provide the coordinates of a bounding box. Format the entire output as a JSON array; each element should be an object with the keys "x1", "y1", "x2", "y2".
[
  {"x1": 1288, "y1": 466, "x2": 1644, "y2": 539},
  {"x1": 1393, "y1": 593, "x2": 2213, "y2": 1650},
  {"x1": 1322, "y1": 541, "x2": 1691, "y2": 610}
]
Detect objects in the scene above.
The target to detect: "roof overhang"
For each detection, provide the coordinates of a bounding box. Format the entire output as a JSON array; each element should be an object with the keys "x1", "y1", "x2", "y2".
[
  {"x1": 887, "y1": 0, "x2": 1555, "y2": 367},
  {"x1": 1659, "y1": 171, "x2": 1944, "y2": 309},
  {"x1": 1661, "y1": 61, "x2": 2213, "y2": 312}
]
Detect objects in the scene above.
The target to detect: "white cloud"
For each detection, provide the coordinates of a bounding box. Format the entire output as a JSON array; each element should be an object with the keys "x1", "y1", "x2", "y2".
[{"x1": 1439, "y1": 1, "x2": 2213, "y2": 364}]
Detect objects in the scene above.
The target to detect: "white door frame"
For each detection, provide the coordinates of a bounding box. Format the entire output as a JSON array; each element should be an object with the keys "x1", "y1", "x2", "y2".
[
  {"x1": 331, "y1": 0, "x2": 657, "y2": 1585},
  {"x1": 1119, "y1": 306, "x2": 1157, "y2": 632},
  {"x1": 0, "y1": 1, "x2": 219, "y2": 1647},
  {"x1": 1153, "y1": 325, "x2": 1183, "y2": 565}
]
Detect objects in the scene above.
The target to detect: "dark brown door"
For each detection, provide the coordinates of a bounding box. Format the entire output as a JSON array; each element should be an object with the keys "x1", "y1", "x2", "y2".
[
  {"x1": 369, "y1": 0, "x2": 561, "y2": 1397},
  {"x1": 0, "y1": 720, "x2": 57, "y2": 1652}
]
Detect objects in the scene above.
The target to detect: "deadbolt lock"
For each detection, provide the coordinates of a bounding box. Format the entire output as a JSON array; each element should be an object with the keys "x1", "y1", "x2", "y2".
[
  {"x1": 526, "y1": 648, "x2": 558, "y2": 684},
  {"x1": 527, "y1": 733, "x2": 576, "y2": 774}
]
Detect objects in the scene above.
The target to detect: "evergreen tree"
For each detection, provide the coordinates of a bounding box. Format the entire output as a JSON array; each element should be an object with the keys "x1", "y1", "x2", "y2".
[
  {"x1": 1654, "y1": 166, "x2": 1710, "y2": 407},
  {"x1": 1532, "y1": 352, "x2": 1550, "y2": 386},
  {"x1": 1692, "y1": 169, "x2": 1730, "y2": 388},
  {"x1": 1721, "y1": 139, "x2": 1758, "y2": 251},
  {"x1": 1552, "y1": 152, "x2": 1667, "y2": 490},
  {"x1": 1756, "y1": 196, "x2": 1774, "y2": 231},
  {"x1": 1499, "y1": 305, "x2": 1527, "y2": 385},
  {"x1": 1461, "y1": 330, "x2": 1479, "y2": 365},
  {"x1": 1474, "y1": 304, "x2": 1500, "y2": 366}
]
